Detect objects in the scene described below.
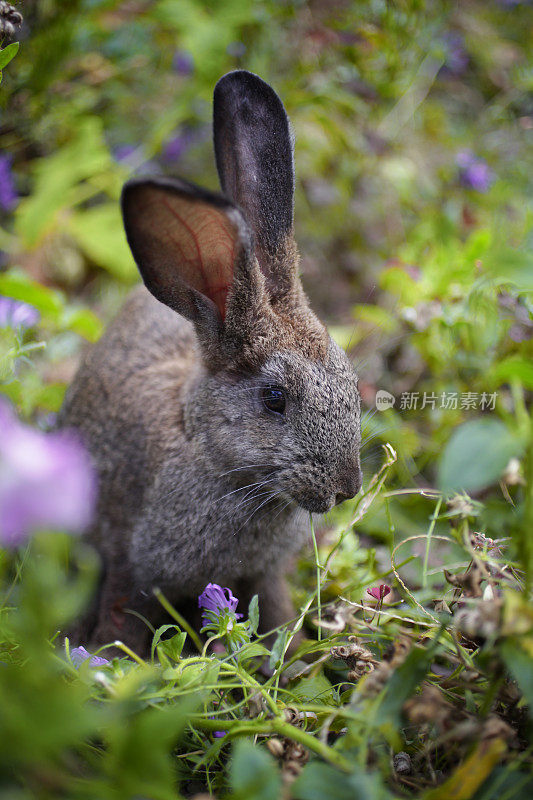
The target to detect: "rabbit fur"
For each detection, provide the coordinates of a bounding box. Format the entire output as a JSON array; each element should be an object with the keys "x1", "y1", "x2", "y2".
[{"x1": 59, "y1": 71, "x2": 362, "y2": 654}]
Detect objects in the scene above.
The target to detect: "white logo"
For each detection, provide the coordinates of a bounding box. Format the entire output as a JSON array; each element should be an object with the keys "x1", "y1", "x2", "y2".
[{"x1": 375, "y1": 390, "x2": 395, "y2": 410}]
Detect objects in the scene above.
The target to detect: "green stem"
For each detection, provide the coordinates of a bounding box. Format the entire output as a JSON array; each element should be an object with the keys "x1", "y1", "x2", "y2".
[
  {"x1": 422, "y1": 496, "x2": 442, "y2": 589},
  {"x1": 479, "y1": 671, "x2": 505, "y2": 717},
  {"x1": 524, "y1": 426, "x2": 533, "y2": 591},
  {"x1": 112, "y1": 640, "x2": 146, "y2": 666},
  {"x1": 193, "y1": 717, "x2": 353, "y2": 771},
  {"x1": 153, "y1": 587, "x2": 203, "y2": 653},
  {"x1": 310, "y1": 514, "x2": 322, "y2": 641}
]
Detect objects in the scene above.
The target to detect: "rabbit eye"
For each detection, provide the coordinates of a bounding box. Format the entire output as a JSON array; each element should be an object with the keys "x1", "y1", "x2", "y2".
[{"x1": 261, "y1": 386, "x2": 286, "y2": 415}]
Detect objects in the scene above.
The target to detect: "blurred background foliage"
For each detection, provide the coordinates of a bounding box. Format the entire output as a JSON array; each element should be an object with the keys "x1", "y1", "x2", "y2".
[{"x1": 1, "y1": 0, "x2": 532, "y2": 551}]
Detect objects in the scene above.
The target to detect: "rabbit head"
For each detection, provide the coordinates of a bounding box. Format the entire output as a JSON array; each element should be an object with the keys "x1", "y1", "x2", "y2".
[{"x1": 121, "y1": 71, "x2": 361, "y2": 514}]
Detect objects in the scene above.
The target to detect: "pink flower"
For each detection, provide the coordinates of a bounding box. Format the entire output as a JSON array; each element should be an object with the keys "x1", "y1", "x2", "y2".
[
  {"x1": 0, "y1": 400, "x2": 96, "y2": 547},
  {"x1": 367, "y1": 584, "x2": 391, "y2": 602},
  {"x1": 0, "y1": 296, "x2": 39, "y2": 330}
]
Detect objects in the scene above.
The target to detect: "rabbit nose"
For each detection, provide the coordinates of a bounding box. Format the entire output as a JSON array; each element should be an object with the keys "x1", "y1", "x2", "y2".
[
  {"x1": 335, "y1": 492, "x2": 350, "y2": 505},
  {"x1": 335, "y1": 468, "x2": 362, "y2": 505}
]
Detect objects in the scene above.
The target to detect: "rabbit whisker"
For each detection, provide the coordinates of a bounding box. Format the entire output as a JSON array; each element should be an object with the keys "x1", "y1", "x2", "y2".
[
  {"x1": 361, "y1": 407, "x2": 379, "y2": 426},
  {"x1": 361, "y1": 429, "x2": 391, "y2": 449},
  {"x1": 217, "y1": 463, "x2": 277, "y2": 479},
  {"x1": 253, "y1": 494, "x2": 292, "y2": 530},
  {"x1": 234, "y1": 491, "x2": 285, "y2": 537},
  {"x1": 234, "y1": 486, "x2": 278, "y2": 515},
  {"x1": 231, "y1": 480, "x2": 279, "y2": 513},
  {"x1": 215, "y1": 483, "x2": 279, "y2": 527},
  {"x1": 270, "y1": 498, "x2": 294, "y2": 524},
  {"x1": 216, "y1": 473, "x2": 277, "y2": 503}
]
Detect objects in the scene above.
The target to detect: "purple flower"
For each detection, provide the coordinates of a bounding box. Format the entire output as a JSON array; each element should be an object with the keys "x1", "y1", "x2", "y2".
[
  {"x1": 440, "y1": 32, "x2": 468, "y2": 77},
  {"x1": 0, "y1": 400, "x2": 96, "y2": 547},
  {"x1": 113, "y1": 144, "x2": 137, "y2": 163},
  {"x1": 70, "y1": 645, "x2": 109, "y2": 668},
  {"x1": 226, "y1": 42, "x2": 246, "y2": 59},
  {"x1": 162, "y1": 130, "x2": 196, "y2": 164},
  {"x1": 0, "y1": 155, "x2": 18, "y2": 212},
  {"x1": 0, "y1": 296, "x2": 40, "y2": 330},
  {"x1": 198, "y1": 583, "x2": 242, "y2": 626},
  {"x1": 172, "y1": 50, "x2": 194, "y2": 76},
  {"x1": 456, "y1": 151, "x2": 494, "y2": 192},
  {"x1": 367, "y1": 584, "x2": 391, "y2": 601}
]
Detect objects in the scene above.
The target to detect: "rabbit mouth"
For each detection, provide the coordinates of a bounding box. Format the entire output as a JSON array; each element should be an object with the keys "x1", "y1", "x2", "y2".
[{"x1": 292, "y1": 492, "x2": 336, "y2": 514}]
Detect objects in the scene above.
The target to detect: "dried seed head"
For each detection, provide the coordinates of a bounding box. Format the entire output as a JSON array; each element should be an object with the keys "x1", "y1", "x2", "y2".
[
  {"x1": 388, "y1": 637, "x2": 412, "y2": 667},
  {"x1": 454, "y1": 599, "x2": 501, "y2": 640},
  {"x1": 360, "y1": 661, "x2": 393, "y2": 696},
  {"x1": 404, "y1": 684, "x2": 453, "y2": 728},
  {"x1": 444, "y1": 563, "x2": 484, "y2": 597},
  {"x1": 330, "y1": 644, "x2": 354, "y2": 661},
  {"x1": 0, "y1": 2, "x2": 22, "y2": 39},
  {"x1": 330, "y1": 640, "x2": 377, "y2": 678},
  {"x1": 462, "y1": 669, "x2": 481, "y2": 683},
  {"x1": 447, "y1": 494, "x2": 475, "y2": 518},
  {"x1": 282, "y1": 706, "x2": 299, "y2": 725},
  {"x1": 393, "y1": 751, "x2": 412, "y2": 775},
  {"x1": 482, "y1": 714, "x2": 517, "y2": 745},
  {"x1": 247, "y1": 692, "x2": 266, "y2": 718},
  {"x1": 347, "y1": 660, "x2": 375, "y2": 682},
  {"x1": 266, "y1": 737, "x2": 285, "y2": 758},
  {"x1": 434, "y1": 598, "x2": 453, "y2": 614},
  {"x1": 285, "y1": 741, "x2": 308, "y2": 763},
  {"x1": 313, "y1": 603, "x2": 352, "y2": 633},
  {"x1": 282, "y1": 760, "x2": 302, "y2": 783}
]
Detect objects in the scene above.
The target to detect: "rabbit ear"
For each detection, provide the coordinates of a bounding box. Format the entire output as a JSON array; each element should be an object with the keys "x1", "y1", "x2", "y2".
[
  {"x1": 213, "y1": 71, "x2": 296, "y2": 300},
  {"x1": 122, "y1": 176, "x2": 252, "y2": 346}
]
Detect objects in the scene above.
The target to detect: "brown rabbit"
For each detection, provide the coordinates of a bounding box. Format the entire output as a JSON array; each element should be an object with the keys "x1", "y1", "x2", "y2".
[{"x1": 59, "y1": 71, "x2": 362, "y2": 654}]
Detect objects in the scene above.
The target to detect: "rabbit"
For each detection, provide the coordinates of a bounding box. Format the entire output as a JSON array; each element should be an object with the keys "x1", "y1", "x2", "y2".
[{"x1": 59, "y1": 70, "x2": 362, "y2": 655}]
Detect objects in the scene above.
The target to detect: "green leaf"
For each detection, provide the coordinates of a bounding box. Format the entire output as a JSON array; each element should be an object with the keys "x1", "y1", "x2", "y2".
[
  {"x1": 488, "y1": 357, "x2": 533, "y2": 390},
  {"x1": 501, "y1": 640, "x2": 533, "y2": 719},
  {"x1": 230, "y1": 740, "x2": 282, "y2": 800},
  {"x1": 423, "y1": 738, "x2": 507, "y2": 800},
  {"x1": 0, "y1": 42, "x2": 20, "y2": 70},
  {"x1": 373, "y1": 642, "x2": 436, "y2": 730},
  {"x1": 292, "y1": 763, "x2": 392, "y2": 800},
  {"x1": 248, "y1": 594, "x2": 259, "y2": 635},
  {"x1": 238, "y1": 642, "x2": 270, "y2": 663},
  {"x1": 151, "y1": 623, "x2": 182, "y2": 661},
  {"x1": 0, "y1": 272, "x2": 64, "y2": 318},
  {"x1": 352, "y1": 303, "x2": 398, "y2": 334},
  {"x1": 60, "y1": 307, "x2": 103, "y2": 342},
  {"x1": 103, "y1": 698, "x2": 198, "y2": 800},
  {"x1": 437, "y1": 418, "x2": 524, "y2": 494},
  {"x1": 157, "y1": 631, "x2": 187, "y2": 663},
  {"x1": 15, "y1": 118, "x2": 112, "y2": 247},
  {"x1": 68, "y1": 203, "x2": 137, "y2": 281},
  {"x1": 471, "y1": 767, "x2": 533, "y2": 800},
  {"x1": 290, "y1": 673, "x2": 333, "y2": 704},
  {"x1": 0, "y1": 271, "x2": 102, "y2": 341},
  {"x1": 483, "y1": 247, "x2": 533, "y2": 292},
  {"x1": 269, "y1": 629, "x2": 288, "y2": 670}
]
